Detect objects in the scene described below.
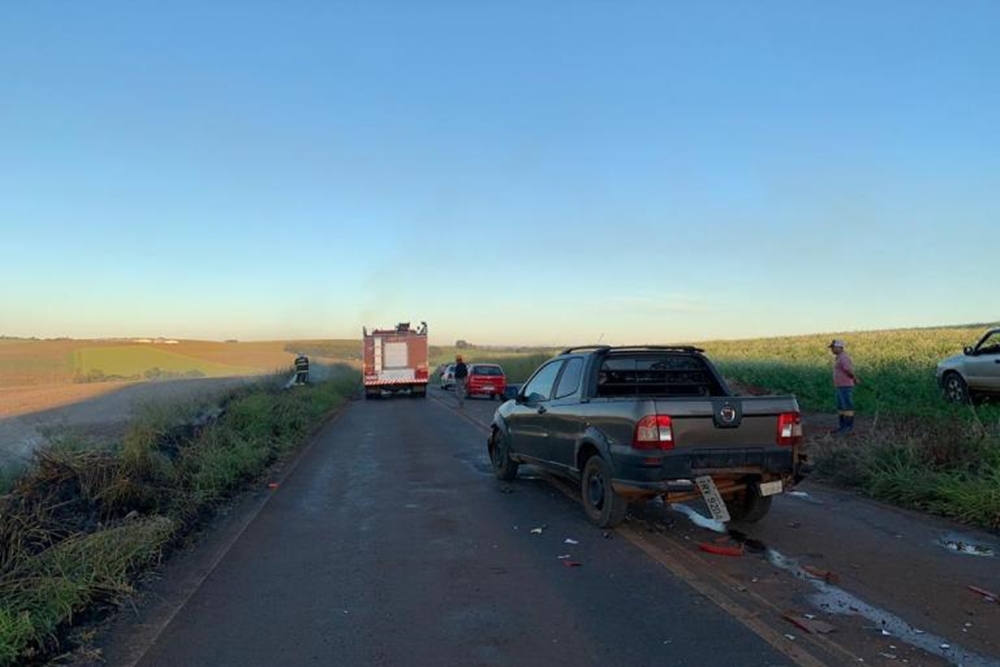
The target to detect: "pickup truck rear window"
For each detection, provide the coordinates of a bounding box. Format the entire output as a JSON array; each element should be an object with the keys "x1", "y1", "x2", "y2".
[{"x1": 597, "y1": 354, "x2": 724, "y2": 397}]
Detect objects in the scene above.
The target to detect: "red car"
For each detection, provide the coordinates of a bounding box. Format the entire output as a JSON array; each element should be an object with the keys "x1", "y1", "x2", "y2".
[{"x1": 465, "y1": 364, "x2": 507, "y2": 400}]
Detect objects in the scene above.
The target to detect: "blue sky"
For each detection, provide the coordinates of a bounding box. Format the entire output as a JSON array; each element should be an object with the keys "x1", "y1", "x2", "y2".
[{"x1": 1, "y1": 1, "x2": 997, "y2": 346}]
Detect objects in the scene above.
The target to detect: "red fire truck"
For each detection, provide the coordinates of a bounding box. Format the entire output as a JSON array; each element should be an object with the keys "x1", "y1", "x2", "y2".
[{"x1": 362, "y1": 321, "x2": 429, "y2": 399}]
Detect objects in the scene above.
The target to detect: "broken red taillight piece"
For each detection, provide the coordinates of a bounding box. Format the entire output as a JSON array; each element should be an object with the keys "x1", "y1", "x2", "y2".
[
  {"x1": 633, "y1": 415, "x2": 674, "y2": 450},
  {"x1": 777, "y1": 412, "x2": 802, "y2": 446}
]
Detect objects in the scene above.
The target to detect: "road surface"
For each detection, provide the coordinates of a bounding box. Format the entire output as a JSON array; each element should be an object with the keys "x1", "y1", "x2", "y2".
[{"x1": 88, "y1": 388, "x2": 1000, "y2": 667}]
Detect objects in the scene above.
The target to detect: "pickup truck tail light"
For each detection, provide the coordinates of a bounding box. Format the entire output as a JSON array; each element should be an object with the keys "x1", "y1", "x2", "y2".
[
  {"x1": 633, "y1": 415, "x2": 674, "y2": 450},
  {"x1": 777, "y1": 412, "x2": 802, "y2": 446}
]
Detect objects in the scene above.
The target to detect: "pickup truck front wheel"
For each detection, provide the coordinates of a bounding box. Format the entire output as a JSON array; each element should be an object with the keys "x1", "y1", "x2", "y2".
[
  {"x1": 725, "y1": 485, "x2": 772, "y2": 523},
  {"x1": 581, "y1": 456, "x2": 628, "y2": 528},
  {"x1": 490, "y1": 430, "x2": 519, "y2": 481}
]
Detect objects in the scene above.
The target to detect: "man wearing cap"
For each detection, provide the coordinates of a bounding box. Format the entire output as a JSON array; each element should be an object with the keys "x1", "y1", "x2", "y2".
[{"x1": 829, "y1": 340, "x2": 858, "y2": 434}]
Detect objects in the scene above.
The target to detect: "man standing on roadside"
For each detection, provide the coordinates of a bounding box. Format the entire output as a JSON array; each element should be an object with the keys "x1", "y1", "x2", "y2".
[
  {"x1": 829, "y1": 339, "x2": 858, "y2": 434},
  {"x1": 454, "y1": 354, "x2": 469, "y2": 408}
]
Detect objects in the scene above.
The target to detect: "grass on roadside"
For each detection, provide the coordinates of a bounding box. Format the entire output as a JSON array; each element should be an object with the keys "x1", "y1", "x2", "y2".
[{"x1": 0, "y1": 366, "x2": 359, "y2": 666}]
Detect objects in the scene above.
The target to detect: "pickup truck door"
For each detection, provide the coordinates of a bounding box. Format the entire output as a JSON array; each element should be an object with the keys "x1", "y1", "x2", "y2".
[
  {"x1": 506, "y1": 360, "x2": 564, "y2": 463},
  {"x1": 543, "y1": 357, "x2": 587, "y2": 470}
]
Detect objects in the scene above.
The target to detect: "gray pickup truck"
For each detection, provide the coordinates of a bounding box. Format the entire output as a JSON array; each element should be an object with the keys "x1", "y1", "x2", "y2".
[{"x1": 488, "y1": 346, "x2": 804, "y2": 527}]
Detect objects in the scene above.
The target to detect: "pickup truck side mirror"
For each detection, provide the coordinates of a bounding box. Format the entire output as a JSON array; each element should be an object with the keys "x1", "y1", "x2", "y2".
[
  {"x1": 964, "y1": 346, "x2": 974, "y2": 355},
  {"x1": 503, "y1": 385, "x2": 520, "y2": 402}
]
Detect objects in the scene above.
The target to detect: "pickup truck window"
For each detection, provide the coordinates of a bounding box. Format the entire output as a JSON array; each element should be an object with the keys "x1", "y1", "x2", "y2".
[
  {"x1": 553, "y1": 357, "x2": 583, "y2": 399},
  {"x1": 522, "y1": 360, "x2": 563, "y2": 402},
  {"x1": 597, "y1": 354, "x2": 724, "y2": 397}
]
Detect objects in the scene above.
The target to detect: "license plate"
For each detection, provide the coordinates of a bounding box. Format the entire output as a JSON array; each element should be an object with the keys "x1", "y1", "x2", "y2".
[
  {"x1": 759, "y1": 480, "x2": 783, "y2": 497},
  {"x1": 482, "y1": 385, "x2": 494, "y2": 392},
  {"x1": 694, "y1": 476, "x2": 731, "y2": 523}
]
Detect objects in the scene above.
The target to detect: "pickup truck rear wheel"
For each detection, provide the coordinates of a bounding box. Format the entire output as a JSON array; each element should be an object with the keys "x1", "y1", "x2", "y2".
[
  {"x1": 490, "y1": 430, "x2": 519, "y2": 481},
  {"x1": 725, "y1": 486, "x2": 772, "y2": 523},
  {"x1": 581, "y1": 456, "x2": 628, "y2": 528}
]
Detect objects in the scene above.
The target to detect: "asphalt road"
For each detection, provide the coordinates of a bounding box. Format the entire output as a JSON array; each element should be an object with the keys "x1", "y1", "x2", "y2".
[
  {"x1": 93, "y1": 387, "x2": 1000, "y2": 667},
  {"x1": 128, "y1": 392, "x2": 791, "y2": 667}
]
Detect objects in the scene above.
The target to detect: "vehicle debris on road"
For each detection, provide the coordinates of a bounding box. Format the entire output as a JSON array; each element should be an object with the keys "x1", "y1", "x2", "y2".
[
  {"x1": 967, "y1": 585, "x2": 998, "y2": 603},
  {"x1": 802, "y1": 564, "x2": 840, "y2": 584},
  {"x1": 697, "y1": 542, "x2": 743, "y2": 557},
  {"x1": 782, "y1": 612, "x2": 836, "y2": 635}
]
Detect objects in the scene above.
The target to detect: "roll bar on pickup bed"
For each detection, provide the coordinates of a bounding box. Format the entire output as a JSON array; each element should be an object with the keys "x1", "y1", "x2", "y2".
[{"x1": 559, "y1": 344, "x2": 706, "y2": 355}]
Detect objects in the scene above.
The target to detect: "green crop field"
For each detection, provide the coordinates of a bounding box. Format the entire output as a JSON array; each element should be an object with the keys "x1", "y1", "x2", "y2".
[
  {"x1": 700, "y1": 324, "x2": 1000, "y2": 419},
  {"x1": 74, "y1": 346, "x2": 259, "y2": 380},
  {"x1": 0, "y1": 339, "x2": 346, "y2": 389},
  {"x1": 431, "y1": 325, "x2": 1000, "y2": 420}
]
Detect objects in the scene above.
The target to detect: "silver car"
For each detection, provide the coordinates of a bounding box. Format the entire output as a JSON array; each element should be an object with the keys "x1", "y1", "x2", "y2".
[
  {"x1": 936, "y1": 328, "x2": 1000, "y2": 403},
  {"x1": 439, "y1": 363, "x2": 457, "y2": 390}
]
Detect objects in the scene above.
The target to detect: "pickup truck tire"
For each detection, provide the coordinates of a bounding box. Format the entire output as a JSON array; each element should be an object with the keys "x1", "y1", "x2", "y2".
[
  {"x1": 581, "y1": 456, "x2": 628, "y2": 528},
  {"x1": 490, "y1": 430, "x2": 519, "y2": 481},
  {"x1": 725, "y1": 486, "x2": 772, "y2": 523}
]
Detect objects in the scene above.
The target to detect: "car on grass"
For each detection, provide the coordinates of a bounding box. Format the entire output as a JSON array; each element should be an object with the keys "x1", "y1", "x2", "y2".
[
  {"x1": 936, "y1": 328, "x2": 1000, "y2": 404},
  {"x1": 466, "y1": 364, "x2": 507, "y2": 400}
]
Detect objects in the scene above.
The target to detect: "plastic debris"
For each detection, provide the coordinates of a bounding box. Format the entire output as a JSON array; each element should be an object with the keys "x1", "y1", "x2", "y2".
[
  {"x1": 562, "y1": 561, "x2": 582, "y2": 568},
  {"x1": 698, "y1": 542, "x2": 743, "y2": 557},
  {"x1": 783, "y1": 612, "x2": 836, "y2": 635},
  {"x1": 968, "y1": 585, "x2": 999, "y2": 603},
  {"x1": 670, "y1": 503, "x2": 726, "y2": 533},
  {"x1": 530, "y1": 527, "x2": 544, "y2": 535},
  {"x1": 268, "y1": 482, "x2": 280, "y2": 489},
  {"x1": 939, "y1": 535, "x2": 995, "y2": 557},
  {"x1": 803, "y1": 565, "x2": 840, "y2": 585},
  {"x1": 564, "y1": 538, "x2": 579, "y2": 545},
  {"x1": 557, "y1": 554, "x2": 572, "y2": 559}
]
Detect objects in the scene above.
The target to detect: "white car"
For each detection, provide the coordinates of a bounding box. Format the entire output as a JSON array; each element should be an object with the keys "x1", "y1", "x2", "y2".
[
  {"x1": 936, "y1": 328, "x2": 1000, "y2": 403},
  {"x1": 439, "y1": 363, "x2": 457, "y2": 389}
]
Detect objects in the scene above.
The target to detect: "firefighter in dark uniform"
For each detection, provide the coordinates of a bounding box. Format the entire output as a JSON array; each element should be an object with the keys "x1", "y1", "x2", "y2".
[{"x1": 294, "y1": 353, "x2": 310, "y2": 385}]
